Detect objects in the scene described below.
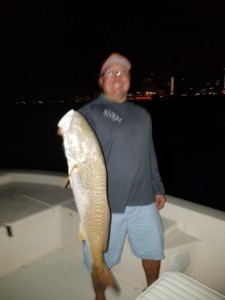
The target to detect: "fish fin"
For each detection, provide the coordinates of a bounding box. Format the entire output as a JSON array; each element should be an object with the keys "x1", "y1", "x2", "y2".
[
  {"x1": 61, "y1": 176, "x2": 70, "y2": 188},
  {"x1": 79, "y1": 225, "x2": 86, "y2": 241},
  {"x1": 61, "y1": 164, "x2": 78, "y2": 189},
  {"x1": 91, "y1": 266, "x2": 120, "y2": 293}
]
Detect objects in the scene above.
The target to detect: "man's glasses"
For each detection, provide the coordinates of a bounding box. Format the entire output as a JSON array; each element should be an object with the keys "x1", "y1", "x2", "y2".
[{"x1": 102, "y1": 69, "x2": 129, "y2": 79}]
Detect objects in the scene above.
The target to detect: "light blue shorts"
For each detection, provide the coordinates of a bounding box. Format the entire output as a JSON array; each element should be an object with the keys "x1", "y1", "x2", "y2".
[{"x1": 83, "y1": 202, "x2": 165, "y2": 271}]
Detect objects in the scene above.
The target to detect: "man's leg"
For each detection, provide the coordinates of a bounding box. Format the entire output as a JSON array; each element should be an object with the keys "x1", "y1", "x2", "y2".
[
  {"x1": 142, "y1": 259, "x2": 161, "y2": 286},
  {"x1": 126, "y1": 204, "x2": 164, "y2": 287}
]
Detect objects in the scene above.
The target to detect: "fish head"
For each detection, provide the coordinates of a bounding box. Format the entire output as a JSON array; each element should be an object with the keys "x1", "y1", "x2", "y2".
[{"x1": 58, "y1": 110, "x2": 101, "y2": 166}]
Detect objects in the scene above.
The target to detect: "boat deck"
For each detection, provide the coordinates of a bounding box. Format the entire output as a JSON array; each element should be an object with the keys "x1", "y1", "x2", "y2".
[
  {"x1": 1, "y1": 171, "x2": 224, "y2": 299},
  {"x1": 0, "y1": 179, "x2": 143, "y2": 299},
  {"x1": 0, "y1": 247, "x2": 142, "y2": 300}
]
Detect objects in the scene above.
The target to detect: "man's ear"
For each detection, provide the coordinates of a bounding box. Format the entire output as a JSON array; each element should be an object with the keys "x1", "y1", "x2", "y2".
[{"x1": 98, "y1": 77, "x2": 103, "y2": 88}]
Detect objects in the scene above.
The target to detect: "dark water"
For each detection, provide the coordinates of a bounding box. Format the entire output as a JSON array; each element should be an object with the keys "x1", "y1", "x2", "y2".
[{"x1": 1, "y1": 96, "x2": 225, "y2": 212}]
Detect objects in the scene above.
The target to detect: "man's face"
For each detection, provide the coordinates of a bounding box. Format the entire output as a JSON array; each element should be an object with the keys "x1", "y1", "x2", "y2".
[{"x1": 98, "y1": 63, "x2": 130, "y2": 103}]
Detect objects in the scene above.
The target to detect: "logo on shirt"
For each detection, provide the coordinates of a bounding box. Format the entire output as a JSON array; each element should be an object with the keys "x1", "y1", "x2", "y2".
[{"x1": 103, "y1": 109, "x2": 122, "y2": 123}]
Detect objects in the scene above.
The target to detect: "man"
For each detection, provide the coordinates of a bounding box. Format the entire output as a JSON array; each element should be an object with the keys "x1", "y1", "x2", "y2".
[{"x1": 79, "y1": 53, "x2": 166, "y2": 300}]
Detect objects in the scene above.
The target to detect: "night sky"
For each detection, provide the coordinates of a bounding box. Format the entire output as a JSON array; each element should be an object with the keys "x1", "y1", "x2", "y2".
[{"x1": 1, "y1": 0, "x2": 225, "y2": 101}]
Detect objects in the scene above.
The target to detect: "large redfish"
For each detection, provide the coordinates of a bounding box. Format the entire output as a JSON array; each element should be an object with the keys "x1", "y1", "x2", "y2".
[{"x1": 58, "y1": 109, "x2": 119, "y2": 292}]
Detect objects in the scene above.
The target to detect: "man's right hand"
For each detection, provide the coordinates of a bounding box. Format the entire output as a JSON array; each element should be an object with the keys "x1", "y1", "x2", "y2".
[{"x1": 57, "y1": 128, "x2": 63, "y2": 137}]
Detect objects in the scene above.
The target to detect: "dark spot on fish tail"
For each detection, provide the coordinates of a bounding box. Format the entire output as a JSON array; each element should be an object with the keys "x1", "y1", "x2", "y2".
[{"x1": 92, "y1": 268, "x2": 120, "y2": 293}]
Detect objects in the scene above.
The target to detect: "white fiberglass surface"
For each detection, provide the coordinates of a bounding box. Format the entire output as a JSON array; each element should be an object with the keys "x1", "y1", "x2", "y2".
[
  {"x1": 0, "y1": 182, "x2": 74, "y2": 226},
  {"x1": 0, "y1": 248, "x2": 142, "y2": 300}
]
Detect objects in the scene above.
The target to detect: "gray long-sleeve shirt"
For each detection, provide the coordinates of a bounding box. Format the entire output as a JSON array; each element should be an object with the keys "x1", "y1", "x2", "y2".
[{"x1": 79, "y1": 94, "x2": 165, "y2": 213}]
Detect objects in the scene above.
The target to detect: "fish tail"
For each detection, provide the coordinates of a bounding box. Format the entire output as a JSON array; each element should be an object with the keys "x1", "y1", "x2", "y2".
[{"x1": 91, "y1": 266, "x2": 120, "y2": 293}]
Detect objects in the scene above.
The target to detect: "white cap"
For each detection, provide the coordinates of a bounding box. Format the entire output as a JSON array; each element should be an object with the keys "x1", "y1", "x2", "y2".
[{"x1": 100, "y1": 53, "x2": 131, "y2": 75}]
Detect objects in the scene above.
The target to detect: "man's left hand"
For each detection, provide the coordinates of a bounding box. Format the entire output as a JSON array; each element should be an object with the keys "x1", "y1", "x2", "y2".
[{"x1": 155, "y1": 195, "x2": 166, "y2": 210}]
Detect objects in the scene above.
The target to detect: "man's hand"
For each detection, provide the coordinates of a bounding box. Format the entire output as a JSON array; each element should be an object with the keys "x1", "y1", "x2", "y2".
[
  {"x1": 155, "y1": 195, "x2": 166, "y2": 210},
  {"x1": 57, "y1": 128, "x2": 63, "y2": 137}
]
